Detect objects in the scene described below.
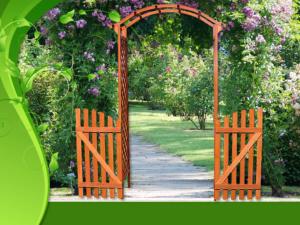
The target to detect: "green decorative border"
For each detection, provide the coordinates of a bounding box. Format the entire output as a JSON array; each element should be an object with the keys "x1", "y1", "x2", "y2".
[{"x1": 0, "y1": 1, "x2": 63, "y2": 225}]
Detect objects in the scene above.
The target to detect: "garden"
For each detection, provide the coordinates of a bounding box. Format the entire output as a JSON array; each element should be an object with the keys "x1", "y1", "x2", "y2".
[{"x1": 18, "y1": 0, "x2": 300, "y2": 198}]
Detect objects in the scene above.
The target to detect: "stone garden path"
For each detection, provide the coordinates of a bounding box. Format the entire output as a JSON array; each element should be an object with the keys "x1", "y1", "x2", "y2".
[{"x1": 125, "y1": 136, "x2": 213, "y2": 201}]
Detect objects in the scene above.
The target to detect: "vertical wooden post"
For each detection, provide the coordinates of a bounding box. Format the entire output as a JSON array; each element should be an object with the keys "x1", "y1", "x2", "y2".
[
  {"x1": 116, "y1": 118, "x2": 124, "y2": 199},
  {"x1": 75, "y1": 109, "x2": 83, "y2": 197},
  {"x1": 117, "y1": 24, "x2": 124, "y2": 198},
  {"x1": 84, "y1": 109, "x2": 91, "y2": 197},
  {"x1": 239, "y1": 110, "x2": 246, "y2": 200},
  {"x1": 231, "y1": 112, "x2": 238, "y2": 200},
  {"x1": 122, "y1": 27, "x2": 131, "y2": 188},
  {"x1": 213, "y1": 23, "x2": 221, "y2": 201},
  {"x1": 223, "y1": 116, "x2": 229, "y2": 200},
  {"x1": 248, "y1": 109, "x2": 255, "y2": 200},
  {"x1": 91, "y1": 110, "x2": 99, "y2": 198},
  {"x1": 99, "y1": 112, "x2": 107, "y2": 198},
  {"x1": 214, "y1": 119, "x2": 221, "y2": 200},
  {"x1": 256, "y1": 108, "x2": 263, "y2": 199},
  {"x1": 213, "y1": 24, "x2": 221, "y2": 122},
  {"x1": 108, "y1": 116, "x2": 115, "y2": 198}
]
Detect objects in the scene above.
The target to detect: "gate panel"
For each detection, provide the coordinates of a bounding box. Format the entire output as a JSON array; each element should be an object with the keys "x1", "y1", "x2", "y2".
[
  {"x1": 75, "y1": 108, "x2": 124, "y2": 199},
  {"x1": 214, "y1": 108, "x2": 263, "y2": 201}
]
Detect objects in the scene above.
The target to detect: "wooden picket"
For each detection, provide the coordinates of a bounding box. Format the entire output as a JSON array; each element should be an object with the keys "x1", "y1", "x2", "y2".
[
  {"x1": 214, "y1": 108, "x2": 263, "y2": 201},
  {"x1": 75, "y1": 108, "x2": 124, "y2": 199}
]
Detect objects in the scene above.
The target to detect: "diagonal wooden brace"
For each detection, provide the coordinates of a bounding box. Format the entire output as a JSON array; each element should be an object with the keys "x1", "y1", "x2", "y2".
[
  {"x1": 216, "y1": 132, "x2": 261, "y2": 185},
  {"x1": 78, "y1": 132, "x2": 122, "y2": 185}
]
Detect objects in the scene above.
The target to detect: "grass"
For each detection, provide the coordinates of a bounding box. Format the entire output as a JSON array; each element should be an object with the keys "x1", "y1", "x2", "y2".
[{"x1": 129, "y1": 103, "x2": 214, "y2": 171}]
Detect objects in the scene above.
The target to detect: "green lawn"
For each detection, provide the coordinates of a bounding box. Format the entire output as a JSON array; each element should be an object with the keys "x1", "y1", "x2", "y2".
[{"x1": 129, "y1": 103, "x2": 214, "y2": 171}]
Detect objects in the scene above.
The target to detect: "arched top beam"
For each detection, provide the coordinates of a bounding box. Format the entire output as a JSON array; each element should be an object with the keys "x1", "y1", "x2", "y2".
[{"x1": 114, "y1": 4, "x2": 223, "y2": 31}]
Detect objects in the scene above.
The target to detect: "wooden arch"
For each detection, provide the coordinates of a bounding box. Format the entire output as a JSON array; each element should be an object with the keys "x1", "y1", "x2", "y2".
[
  {"x1": 113, "y1": 3, "x2": 223, "y2": 192},
  {"x1": 74, "y1": 4, "x2": 263, "y2": 202}
]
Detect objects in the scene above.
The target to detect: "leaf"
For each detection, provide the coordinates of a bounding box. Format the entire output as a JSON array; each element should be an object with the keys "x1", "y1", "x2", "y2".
[
  {"x1": 88, "y1": 74, "x2": 96, "y2": 80},
  {"x1": 0, "y1": 29, "x2": 7, "y2": 52},
  {"x1": 109, "y1": 10, "x2": 121, "y2": 23},
  {"x1": 38, "y1": 123, "x2": 49, "y2": 133},
  {"x1": 34, "y1": 31, "x2": 40, "y2": 39},
  {"x1": 60, "y1": 68, "x2": 73, "y2": 81},
  {"x1": 49, "y1": 152, "x2": 59, "y2": 174},
  {"x1": 79, "y1": 9, "x2": 87, "y2": 15},
  {"x1": 22, "y1": 66, "x2": 48, "y2": 93},
  {"x1": 59, "y1": 10, "x2": 75, "y2": 24}
]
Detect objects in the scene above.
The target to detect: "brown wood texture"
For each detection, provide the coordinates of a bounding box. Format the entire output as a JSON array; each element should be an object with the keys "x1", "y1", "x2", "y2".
[
  {"x1": 239, "y1": 110, "x2": 246, "y2": 200},
  {"x1": 231, "y1": 112, "x2": 238, "y2": 200},
  {"x1": 248, "y1": 109, "x2": 255, "y2": 200},
  {"x1": 256, "y1": 108, "x2": 263, "y2": 199},
  {"x1": 108, "y1": 116, "x2": 115, "y2": 198},
  {"x1": 91, "y1": 110, "x2": 99, "y2": 198},
  {"x1": 99, "y1": 112, "x2": 107, "y2": 198},
  {"x1": 214, "y1": 119, "x2": 221, "y2": 200},
  {"x1": 75, "y1": 109, "x2": 83, "y2": 197},
  {"x1": 215, "y1": 109, "x2": 263, "y2": 201},
  {"x1": 83, "y1": 109, "x2": 91, "y2": 197},
  {"x1": 75, "y1": 109, "x2": 123, "y2": 199},
  {"x1": 222, "y1": 116, "x2": 229, "y2": 200}
]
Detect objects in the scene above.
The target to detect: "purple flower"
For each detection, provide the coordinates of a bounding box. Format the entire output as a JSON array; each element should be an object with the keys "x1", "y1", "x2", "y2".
[
  {"x1": 45, "y1": 8, "x2": 61, "y2": 21},
  {"x1": 130, "y1": 0, "x2": 145, "y2": 9},
  {"x1": 92, "y1": 10, "x2": 112, "y2": 27},
  {"x1": 70, "y1": 161, "x2": 75, "y2": 168},
  {"x1": 256, "y1": 34, "x2": 266, "y2": 44},
  {"x1": 106, "y1": 40, "x2": 115, "y2": 54},
  {"x1": 275, "y1": 26, "x2": 283, "y2": 35},
  {"x1": 242, "y1": 14, "x2": 261, "y2": 31},
  {"x1": 157, "y1": 0, "x2": 165, "y2": 3},
  {"x1": 84, "y1": 51, "x2": 95, "y2": 62},
  {"x1": 243, "y1": 7, "x2": 254, "y2": 17},
  {"x1": 45, "y1": 38, "x2": 52, "y2": 46},
  {"x1": 58, "y1": 31, "x2": 66, "y2": 39},
  {"x1": 76, "y1": 19, "x2": 87, "y2": 29},
  {"x1": 176, "y1": 0, "x2": 199, "y2": 8},
  {"x1": 88, "y1": 87, "x2": 100, "y2": 96},
  {"x1": 226, "y1": 21, "x2": 235, "y2": 31},
  {"x1": 230, "y1": 2, "x2": 237, "y2": 11},
  {"x1": 120, "y1": 6, "x2": 133, "y2": 18},
  {"x1": 40, "y1": 26, "x2": 48, "y2": 36}
]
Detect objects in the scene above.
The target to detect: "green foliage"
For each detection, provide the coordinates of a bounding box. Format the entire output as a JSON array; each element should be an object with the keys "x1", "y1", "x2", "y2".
[{"x1": 18, "y1": 0, "x2": 300, "y2": 194}]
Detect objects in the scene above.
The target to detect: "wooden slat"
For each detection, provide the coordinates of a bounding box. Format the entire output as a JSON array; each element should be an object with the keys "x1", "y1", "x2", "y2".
[
  {"x1": 215, "y1": 127, "x2": 262, "y2": 133},
  {"x1": 108, "y1": 116, "x2": 115, "y2": 198},
  {"x1": 99, "y1": 112, "x2": 107, "y2": 198},
  {"x1": 76, "y1": 127, "x2": 121, "y2": 133},
  {"x1": 78, "y1": 182, "x2": 122, "y2": 188},
  {"x1": 223, "y1": 116, "x2": 229, "y2": 200},
  {"x1": 75, "y1": 109, "x2": 84, "y2": 198},
  {"x1": 215, "y1": 184, "x2": 260, "y2": 190},
  {"x1": 91, "y1": 110, "x2": 99, "y2": 198},
  {"x1": 84, "y1": 109, "x2": 91, "y2": 197},
  {"x1": 239, "y1": 110, "x2": 246, "y2": 200},
  {"x1": 214, "y1": 119, "x2": 221, "y2": 200},
  {"x1": 256, "y1": 108, "x2": 263, "y2": 200},
  {"x1": 248, "y1": 109, "x2": 255, "y2": 200},
  {"x1": 231, "y1": 112, "x2": 238, "y2": 200},
  {"x1": 116, "y1": 118, "x2": 124, "y2": 199}
]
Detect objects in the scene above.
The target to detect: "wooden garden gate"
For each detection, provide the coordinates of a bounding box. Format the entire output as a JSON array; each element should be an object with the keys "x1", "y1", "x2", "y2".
[
  {"x1": 75, "y1": 4, "x2": 264, "y2": 201},
  {"x1": 214, "y1": 109, "x2": 263, "y2": 200}
]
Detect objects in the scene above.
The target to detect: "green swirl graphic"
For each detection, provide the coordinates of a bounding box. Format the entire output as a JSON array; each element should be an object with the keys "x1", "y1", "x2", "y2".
[{"x1": 0, "y1": 1, "x2": 63, "y2": 224}]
